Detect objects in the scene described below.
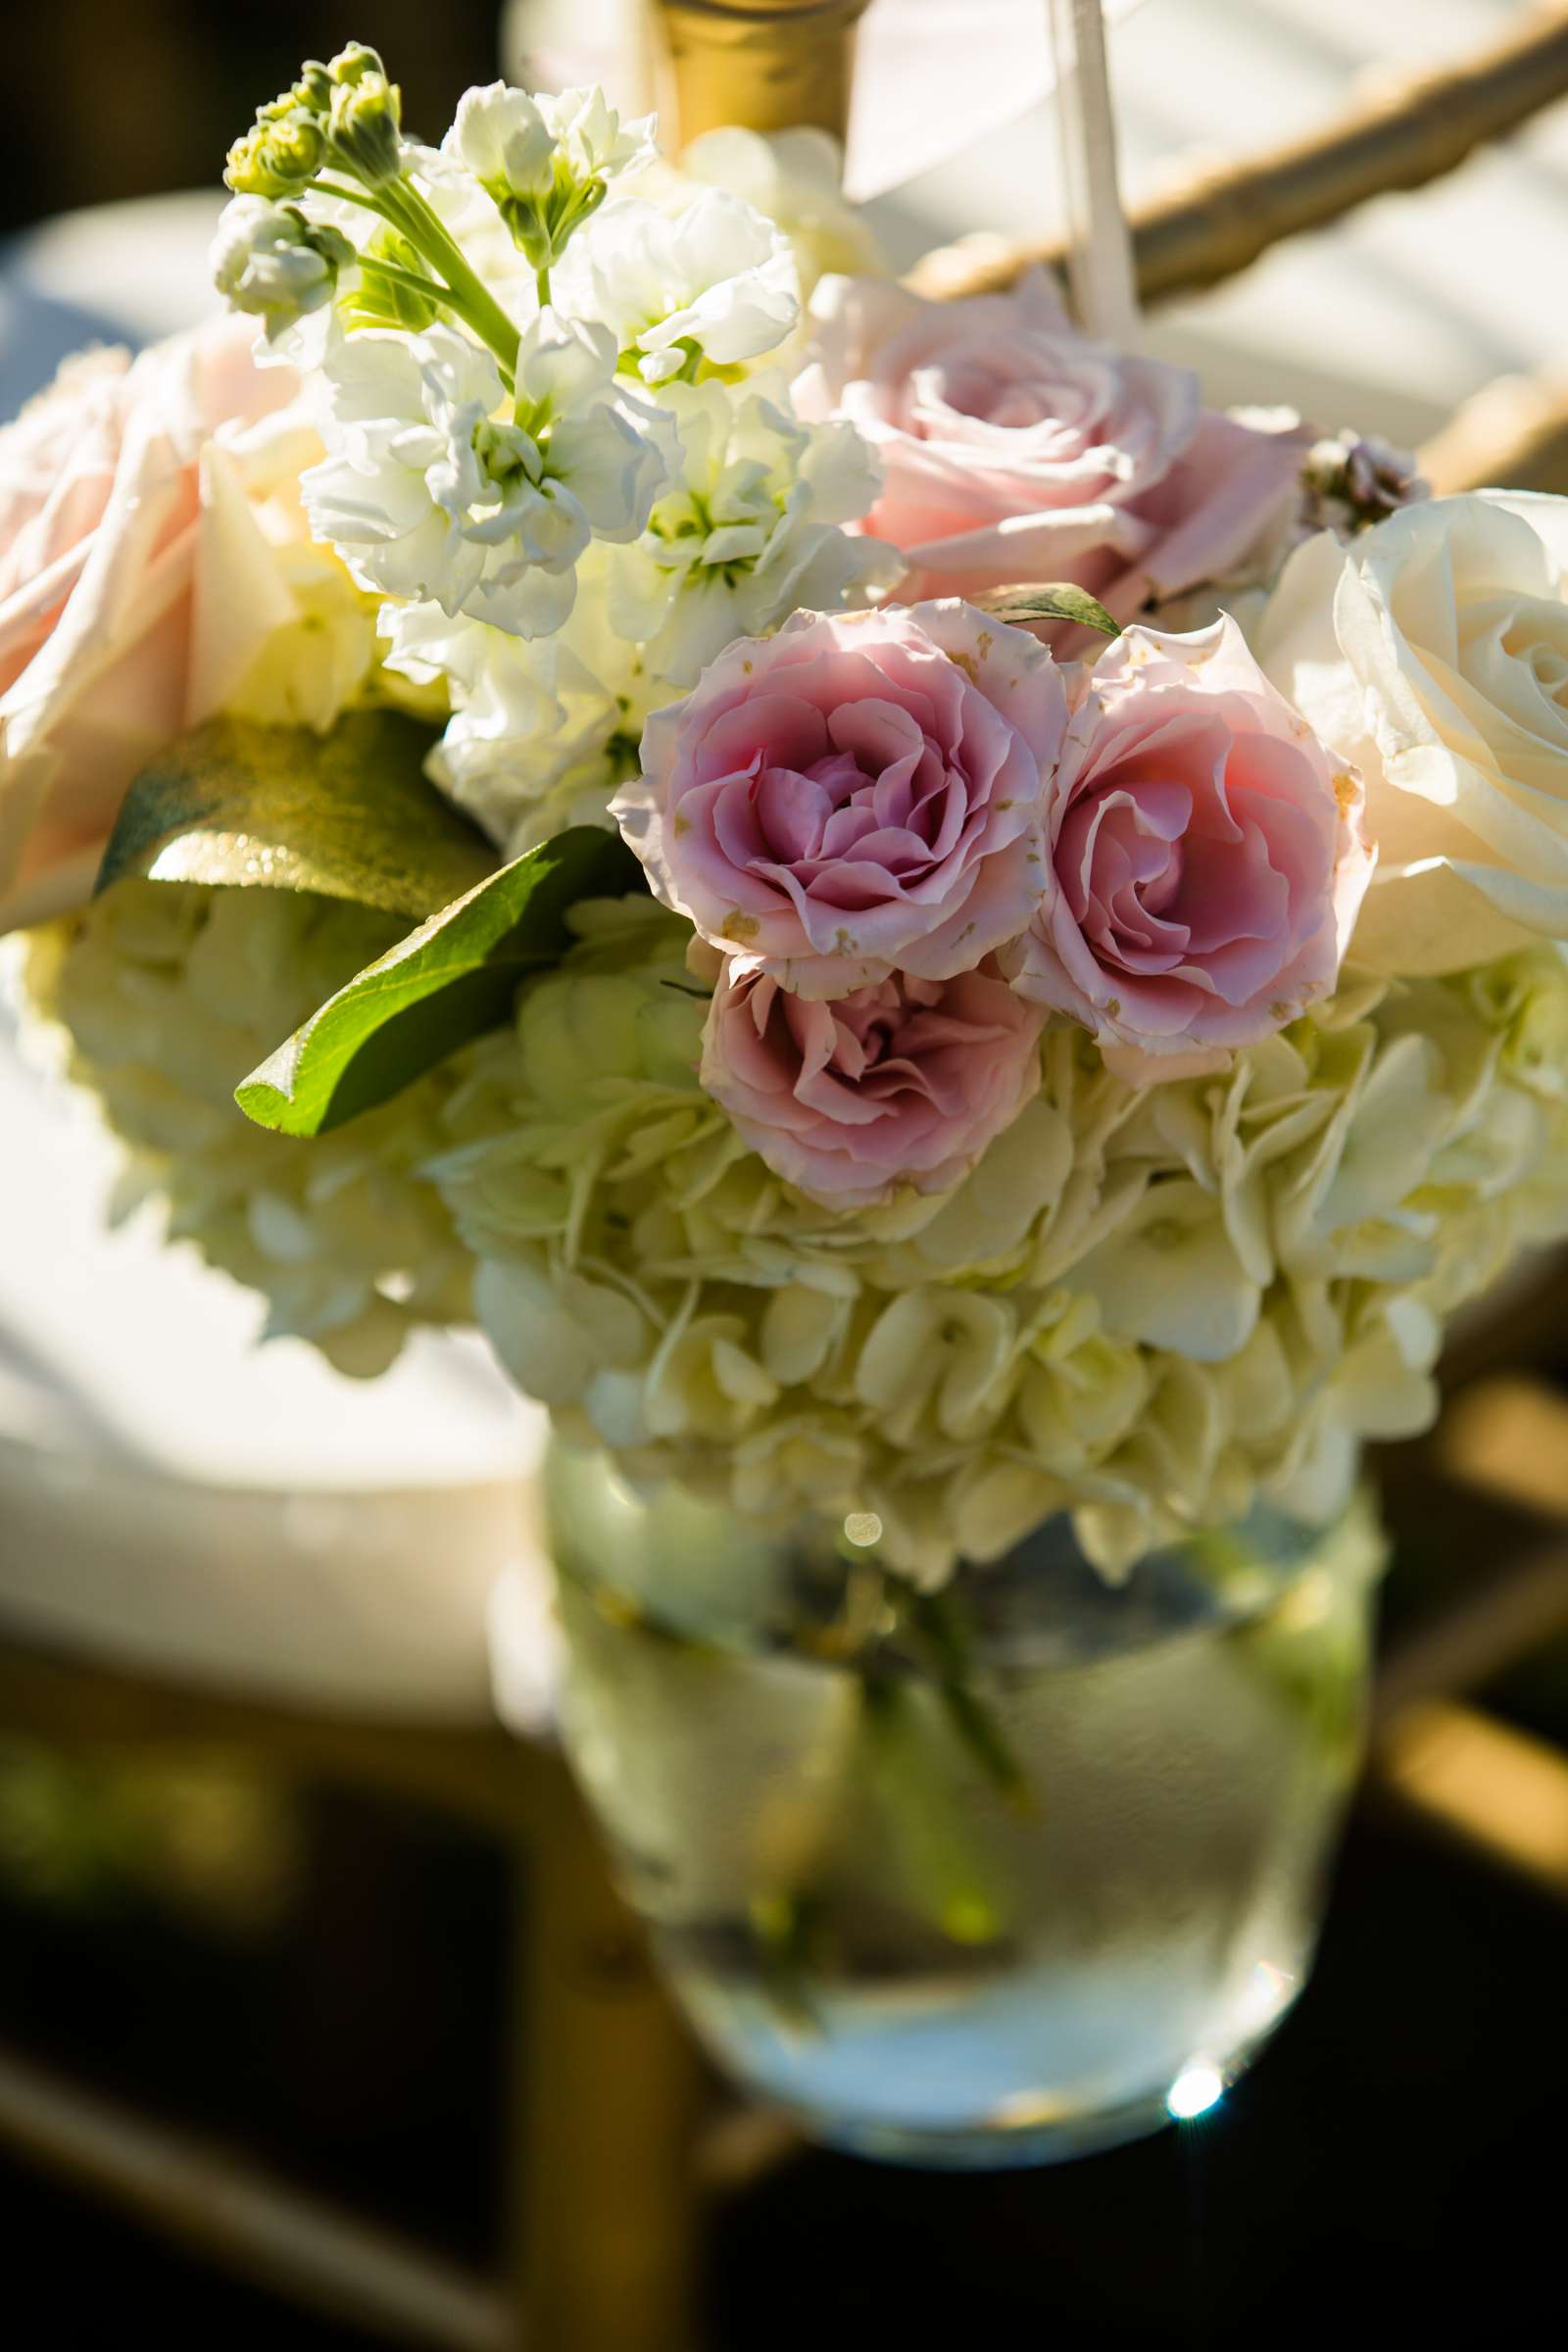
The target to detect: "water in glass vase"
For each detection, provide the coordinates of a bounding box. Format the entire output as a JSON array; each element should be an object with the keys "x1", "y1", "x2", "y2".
[{"x1": 544, "y1": 1446, "x2": 1381, "y2": 2168}]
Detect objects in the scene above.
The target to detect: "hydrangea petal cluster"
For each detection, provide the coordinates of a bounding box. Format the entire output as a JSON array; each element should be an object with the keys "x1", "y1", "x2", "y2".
[
  {"x1": 430, "y1": 899, "x2": 1568, "y2": 1583},
  {"x1": 1008, "y1": 618, "x2": 1375, "y2": 1080},
  {"x1": 612, "y1": 601, "x2": 1062, "y2": 998},
  {"x1": 21, "y1": 882, "x2": 473, "y2": 1377}
]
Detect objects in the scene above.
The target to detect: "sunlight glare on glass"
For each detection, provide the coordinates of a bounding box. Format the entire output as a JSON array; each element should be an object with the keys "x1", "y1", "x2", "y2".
[{"x1": 1167, "y1": 2062, "x2": 1225, "y2": 2122}]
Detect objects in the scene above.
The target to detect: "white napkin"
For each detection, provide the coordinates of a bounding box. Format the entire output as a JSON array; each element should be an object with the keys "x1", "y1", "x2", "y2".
[{"x1": 847, "y1": 0, "x2": 1142, "y2": 202}]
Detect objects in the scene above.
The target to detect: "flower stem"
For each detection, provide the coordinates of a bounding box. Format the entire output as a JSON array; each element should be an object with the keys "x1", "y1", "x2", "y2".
[
  {"x1": 859, "y1": 1676, "x2": 1012, "y2": 1945},
  {"x1": 315, "y1": 175, "x2": 392, "y2": 216},
  {"x1": 381, "y1": 177, "x2": 521, "y2": 373},
  {"x1": 903, "y1": 1585, "x2": 1035, "y2": 1814},
  {"x1": 359, "y1": 255, "x2": 462, "y2": 310},
  {"x1": 311, "y1": 172, "x2": 519, "y2": 383}
]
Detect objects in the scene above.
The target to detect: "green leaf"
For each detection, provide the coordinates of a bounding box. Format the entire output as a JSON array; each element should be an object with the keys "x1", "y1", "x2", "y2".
[
  {"x1": 236, "y1": 825, "x2": 644, "y2": 1137},
  {"x1": 95, "y1": 710, "x2": 496, "y2": 920},
  {"x1": 970, "y1": 583, "x2": 1121, "y2": 640}
]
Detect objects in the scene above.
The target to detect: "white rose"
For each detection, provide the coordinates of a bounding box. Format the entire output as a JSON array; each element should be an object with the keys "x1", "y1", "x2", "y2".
[{"x1": 1258, "y1": 491, "x2": 1568, "y2": 973}]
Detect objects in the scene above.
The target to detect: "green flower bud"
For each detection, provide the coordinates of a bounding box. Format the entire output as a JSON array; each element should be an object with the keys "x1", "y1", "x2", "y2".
[
  {"x1": 497, "y1": 194, "x2": 554, "y2": 273},
  {"x1": 327, "y1": 66, "x2": 404, "y2": 187},
  {"x1": 224, "y1": 105, "x2": 328, "y2": 199},
  {"x1": 329, "y1": 41, "x2": 388, "y2": 88},
  {"x1": 292, "y1": 59, "x2": 333, "y2": 113},
  {"x1": 498, "y1": 164, "x2": 609, "y2": 273}
]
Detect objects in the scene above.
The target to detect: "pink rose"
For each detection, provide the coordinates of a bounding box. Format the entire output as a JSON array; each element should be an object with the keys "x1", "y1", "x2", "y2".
[
  {"x1": 1007, "y1": 617, "x2": 1373, "y2": 1082},
  {"x1": 611, "y1": 600, "x2": 1065, "y2": 1000},
  {"x1": 0, "y1": 317, "x2": 312, "y2": 931},
  {"x1": 701, "y1": 956, "x2": 1046, "y2": 1208},
  {"x1": 795, "y1": 272, "x2": 1303, "y2": 634}
]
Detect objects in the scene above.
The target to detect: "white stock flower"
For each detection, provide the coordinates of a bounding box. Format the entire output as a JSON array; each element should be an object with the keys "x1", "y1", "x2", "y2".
[
  {"x1": 610, "y1": 372, "x2": 897, "y2": 683},
  {"x1": 383, "y1": 372, "x2": 892, "y2": 845},
  {"x1": 625, "y1": 128, "x2": 887, "y2": 334},
  {"x1": 560, "y1": 191, "x2": 800, "y2": 385},
  {"x1": 305, "y1": 312, "x2": 667, "y2": 638},
  {"x1": 447, "y1": 84, "x2": 654, "y2": 275},
  {"x1": 450, "y1": 83, "x2": 556, "y2": 202},
  {"x1": 676, "y1": 128, "x2": 885, "y2": 293},
  {"x1": 211, "y1": 196, "x2": 352, "y2": 348},
  {"x1": 538, "y1": 86, "x2": 656, "y2": 183},
  {"x1": 384, "y1": 540, "x2": 655, "y2": 852}
]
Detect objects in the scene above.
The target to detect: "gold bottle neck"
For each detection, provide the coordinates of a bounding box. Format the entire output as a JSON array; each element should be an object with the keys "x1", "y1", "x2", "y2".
[{"x1": 651, "y1": 0, "x2": 873, "y2": 150}]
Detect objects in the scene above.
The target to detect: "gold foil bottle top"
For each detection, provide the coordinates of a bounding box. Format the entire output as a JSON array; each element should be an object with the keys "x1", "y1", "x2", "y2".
[{"x1": 652, "y1": 0, "x2": 873, "y2": 151}]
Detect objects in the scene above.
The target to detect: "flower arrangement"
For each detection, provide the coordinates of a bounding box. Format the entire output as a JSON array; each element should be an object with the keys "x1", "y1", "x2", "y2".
[{"x1": 7, "y1": 41, "x2": 1568, "y2": 1597}]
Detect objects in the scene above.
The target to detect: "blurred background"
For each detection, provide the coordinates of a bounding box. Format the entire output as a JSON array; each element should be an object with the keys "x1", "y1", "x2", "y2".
[{"x1": 4, "y1": 2, "x2": 1568, "y2": 2346}]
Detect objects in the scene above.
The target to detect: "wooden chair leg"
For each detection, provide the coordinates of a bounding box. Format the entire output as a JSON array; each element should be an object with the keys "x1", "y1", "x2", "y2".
[{"x1": 505, "y1": 1750, "x2": 707, "y2": 2352}]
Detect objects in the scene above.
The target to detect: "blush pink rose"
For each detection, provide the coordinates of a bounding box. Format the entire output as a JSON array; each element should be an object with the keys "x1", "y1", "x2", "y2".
[
  {"x1": 611, "y1": 600, "x2": 1065, "y2": 1000},
  {"x1": 701, "y1": 956, "x2": 1046, "y2": 1208},
  {"x1": 0, "y1": 317, "x2": 312, "y2": 930},
  {"x1": 1006, "y1": 617, "x2": 1374, "y2": 1082},
  {"x1": 795, "y1": 271, "x2": 1304, "y2": 636}
]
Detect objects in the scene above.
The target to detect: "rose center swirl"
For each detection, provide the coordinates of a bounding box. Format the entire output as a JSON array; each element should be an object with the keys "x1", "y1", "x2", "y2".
[{"x1": 707, "y1": 695, "x2": 978, "y2": 911}]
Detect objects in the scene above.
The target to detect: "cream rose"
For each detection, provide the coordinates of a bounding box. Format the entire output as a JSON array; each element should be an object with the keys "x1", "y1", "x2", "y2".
[
  {"x1": 0, "y1": 317, "x2": 370, "y2": 934},
  {"x1": 1258, "y1": 491, "x2": 1568, "y2": 974}
]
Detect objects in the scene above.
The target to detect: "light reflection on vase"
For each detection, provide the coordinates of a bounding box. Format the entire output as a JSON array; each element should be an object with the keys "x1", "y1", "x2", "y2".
[{"x1": 545, "y1": 1443, "x2": 1382, "y2": 2169}]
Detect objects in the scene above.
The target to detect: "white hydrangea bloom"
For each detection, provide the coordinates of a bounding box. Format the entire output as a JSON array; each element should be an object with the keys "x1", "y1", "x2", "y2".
[
  {"x1": 22, "y1": 883, "x2": 475, "y2": 1378},
  {"x1": 304, "y1": 312, "x2": 668, "y2": 638},
  {"x1": 608, "y1": 371, "x2": 899, "y2": 683},
  {"x1": 559, "y1": 190, "x2": 800, "y2": 385},
  {"x1": 428, "y1": 906, "x2": 1568, "y2": 1586}
]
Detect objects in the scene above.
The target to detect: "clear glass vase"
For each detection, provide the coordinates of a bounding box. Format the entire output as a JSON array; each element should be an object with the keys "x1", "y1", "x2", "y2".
[{"x1": 543, "y1": 1445, "x2": 1382, "y2": 2169}]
